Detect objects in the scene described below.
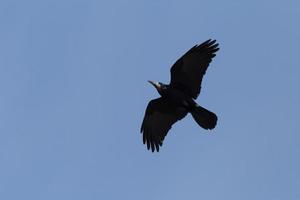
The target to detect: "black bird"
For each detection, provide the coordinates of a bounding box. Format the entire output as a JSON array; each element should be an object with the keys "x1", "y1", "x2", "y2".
[{"x1": 141, "y1": 39, "x2": 219, "y2": 152}]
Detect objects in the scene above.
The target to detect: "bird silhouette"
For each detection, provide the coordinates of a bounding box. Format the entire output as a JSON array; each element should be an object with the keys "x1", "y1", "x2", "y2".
[{"x1": 141, "y1": 39, "x2": 219, "y2": 152}]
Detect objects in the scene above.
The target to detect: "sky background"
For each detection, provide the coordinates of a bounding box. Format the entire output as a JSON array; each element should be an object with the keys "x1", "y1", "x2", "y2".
[{"x1": 0, "y1": 0, "x2": 300, "y2": 199}]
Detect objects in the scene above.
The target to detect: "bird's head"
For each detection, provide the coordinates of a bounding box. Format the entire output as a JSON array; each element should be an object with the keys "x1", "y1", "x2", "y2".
[
  {"x1": 148, "y1": 80, "x2": 169, "y2": 95},
  {"x1": 148, "y1": 80, "x2": 162, "y2": 91}
]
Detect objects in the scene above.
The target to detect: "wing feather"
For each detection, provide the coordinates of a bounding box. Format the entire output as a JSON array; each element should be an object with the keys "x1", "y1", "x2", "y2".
[
  {"x1": 140, "y1": 98, "x2": 187, "y2": 152},
  {"x1": 170, "y1": 39, "x2": 219, "y2": 99}
]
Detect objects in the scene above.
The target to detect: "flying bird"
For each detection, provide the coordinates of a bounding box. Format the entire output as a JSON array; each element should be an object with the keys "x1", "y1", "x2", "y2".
[{"x1": 141, "y1": 39, "x2": 219, "y2": 152}]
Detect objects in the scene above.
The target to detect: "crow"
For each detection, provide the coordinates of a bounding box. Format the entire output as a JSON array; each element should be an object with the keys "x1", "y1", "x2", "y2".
[{"x1": 141, "y1": 39, "x2": 219, "y2": 152}]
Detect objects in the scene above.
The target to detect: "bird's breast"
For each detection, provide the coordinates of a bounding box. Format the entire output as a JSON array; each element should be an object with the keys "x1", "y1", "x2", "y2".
[{"x1": 163, "y1": 88, "x2": 191, "y2": 108}]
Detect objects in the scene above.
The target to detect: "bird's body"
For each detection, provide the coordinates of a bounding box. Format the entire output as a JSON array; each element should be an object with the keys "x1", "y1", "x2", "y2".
[
  {"x1": 141, "y1": 39, "x2": 219, "y2": 152},
  {"x1": 159, "y1": 84, "x2": 191, "y2": 109}
]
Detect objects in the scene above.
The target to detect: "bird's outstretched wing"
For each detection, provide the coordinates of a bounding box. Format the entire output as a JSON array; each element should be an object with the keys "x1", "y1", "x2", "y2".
[
  {"x1": 140, "y1": 98, "x2": 188, "y2": 152},
  {"x1": 170, "y1": 39, "x2": 219, "y2": 99}
]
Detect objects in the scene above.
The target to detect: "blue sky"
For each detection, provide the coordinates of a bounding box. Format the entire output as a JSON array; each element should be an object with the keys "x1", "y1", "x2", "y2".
[{"x1": 1, "y1": 0, "x2": 299, "y2": 199}]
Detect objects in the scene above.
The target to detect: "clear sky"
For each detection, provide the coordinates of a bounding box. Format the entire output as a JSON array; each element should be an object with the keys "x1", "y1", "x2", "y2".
[{"x1": 1, "y1": 0, "x2": 299, "y2": 199}]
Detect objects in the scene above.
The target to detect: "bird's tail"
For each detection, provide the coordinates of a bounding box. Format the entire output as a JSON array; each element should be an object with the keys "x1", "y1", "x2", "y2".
[{"x1": 191, "y1": 104, "x2": 217, "y2": 130}]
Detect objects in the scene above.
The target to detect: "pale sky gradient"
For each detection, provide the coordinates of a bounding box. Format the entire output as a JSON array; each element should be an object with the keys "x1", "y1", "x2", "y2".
[{"x1": 1, "y1": 0, "x2": 300, "y2": 199}]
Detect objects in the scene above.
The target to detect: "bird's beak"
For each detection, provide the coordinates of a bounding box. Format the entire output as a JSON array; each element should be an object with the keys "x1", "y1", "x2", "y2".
[{"x1": 148, "y1": 80, "x2": 160, "y2": 89}]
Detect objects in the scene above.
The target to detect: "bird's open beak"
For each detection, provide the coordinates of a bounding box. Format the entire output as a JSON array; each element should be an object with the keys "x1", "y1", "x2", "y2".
[{"x1": 148, "y1": 80, "x2": 160, "y2": 89}]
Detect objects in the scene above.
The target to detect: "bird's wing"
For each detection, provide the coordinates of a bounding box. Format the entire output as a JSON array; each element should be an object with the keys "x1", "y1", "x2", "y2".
[
  {"x1": 170, "y1": 39, "x2": 219, "y2": 99},
  {"x1": 140, "y1": 98, "x2": 188, "y2": 152}
]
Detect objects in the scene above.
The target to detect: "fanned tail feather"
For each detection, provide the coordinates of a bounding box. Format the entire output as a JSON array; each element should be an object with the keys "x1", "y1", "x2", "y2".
[{"x1": 191, "y1": 105, "x2": 217, "y2": 130}]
